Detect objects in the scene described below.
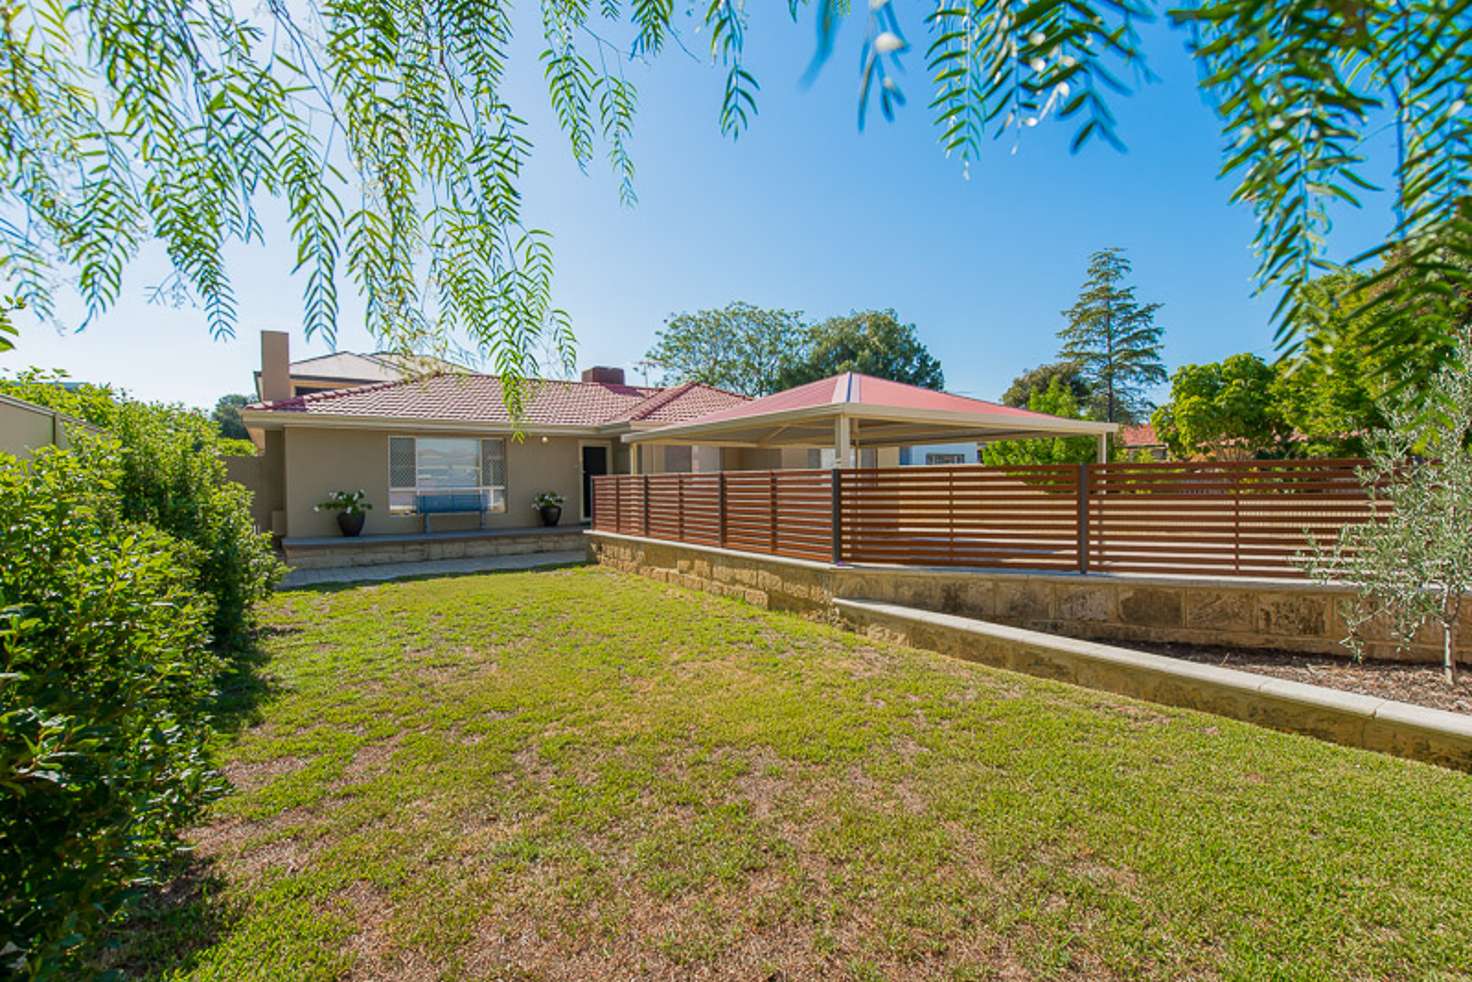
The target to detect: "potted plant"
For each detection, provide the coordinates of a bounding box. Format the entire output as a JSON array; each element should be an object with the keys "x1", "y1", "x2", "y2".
[
  {"x1": 531, "y1": 490, "x2": 564, "y2": 527},
  {"x1": 315, "y1": 489, "x2": 373, "y2": 537}
]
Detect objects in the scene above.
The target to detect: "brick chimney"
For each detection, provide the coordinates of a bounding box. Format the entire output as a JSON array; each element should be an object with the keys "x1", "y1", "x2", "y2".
[
  {"x1": 259, "y1": 330, "x2": 291, "y2": 402},
  {"x1": 580, "y1": 366, "x2": 625, "y2": 386}
]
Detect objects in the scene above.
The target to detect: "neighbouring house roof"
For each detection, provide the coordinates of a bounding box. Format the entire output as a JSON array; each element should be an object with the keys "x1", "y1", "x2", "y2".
[
  {"x1": 240, "y1": 373, "x2": 748, "y2": 433},
  {"x1": 253, "y1": 350, "x2": 471, "y2": 398},
  {"x1": 624, "y1": 372, "x2": 1118, "y2": 449},
  {"x1": 1119, "y1": 424, "x2": 1161, "y2": 447}
]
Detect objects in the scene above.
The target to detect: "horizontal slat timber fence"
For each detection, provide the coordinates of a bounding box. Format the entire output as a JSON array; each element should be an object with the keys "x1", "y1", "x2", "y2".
[
  {"x1": 840, "y1": 464, "x2": 1082, "y2": 570},
  {"x1": 1086, "y1": 458, "x2": 1384, "y2": 576},
  {"x1": 592, "y1": 458, "x2": 1383, "y2": 578}
]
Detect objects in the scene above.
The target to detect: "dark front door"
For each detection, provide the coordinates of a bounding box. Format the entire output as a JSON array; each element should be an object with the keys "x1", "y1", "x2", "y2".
[{"x1": 581, "y1": 444, "x2": 608, "y2": 521}]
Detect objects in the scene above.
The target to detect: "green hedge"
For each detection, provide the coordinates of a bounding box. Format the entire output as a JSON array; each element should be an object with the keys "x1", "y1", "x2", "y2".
[
  {"x1": 0, "y1": 448, "x2": 224, "y2": 974},
  {"x1": 0, "y1": 370, "x2": 285, "y2": 973},
  {"x1": 0, "y1": 369, "x2": 282, "y2": 647}
]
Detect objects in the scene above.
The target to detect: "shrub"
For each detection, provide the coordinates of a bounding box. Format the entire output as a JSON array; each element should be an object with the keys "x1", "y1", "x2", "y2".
[
  {"x1": 1301, "y1": 331, "x2": 1472, "y2": 684},
  {"x1": 0, "y1": 367, "x2": 120, "y2": 427},
  {"x1": 0, "y1": 368, "x2": 282, "y2": 647},
  {"x1": 0, "y1": 447, "x2": 224, "y2": 974},
  {"x1": 98, "y1": 405, "x2": 281, "y2": 646}
]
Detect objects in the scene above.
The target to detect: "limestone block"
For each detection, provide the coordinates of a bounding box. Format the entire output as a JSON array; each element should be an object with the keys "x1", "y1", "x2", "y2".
[
  {"x1": 1185, "y1": 590, "x2": 1254, "y2": 633},
  {"x1": 994, "y1": 581, "x2": 1053, "y2": 624},
  {"x1": 1255, "y1": 593, "x2": 1329, "y2": 638},
  {"x1": 1058, "y1": 584, "x2": 1114, "y2": 623},
  {"x1": 1118, "y1": 586, "x2": 1183, "y2": 628}
]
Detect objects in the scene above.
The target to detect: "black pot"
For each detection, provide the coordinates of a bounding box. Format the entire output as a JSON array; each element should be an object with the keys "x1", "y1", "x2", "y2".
[
  {"x1": 337, "y1": 511, "x2": 366, "y2": 537},
  {"x1": 538, "y1": 504, "x2": 562, "y2": 527}
]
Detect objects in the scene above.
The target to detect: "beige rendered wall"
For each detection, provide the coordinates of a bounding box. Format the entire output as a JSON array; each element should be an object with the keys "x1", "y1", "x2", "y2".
[
  {"x1": 283, "y1": 427, "x2": 586, "y2": 537},
  {"x1": 224, "y1": 428, "x2": 286, "y2": 535},
  {"x1": 0, "y1": 399, "x2": 65, "y2": 458}
]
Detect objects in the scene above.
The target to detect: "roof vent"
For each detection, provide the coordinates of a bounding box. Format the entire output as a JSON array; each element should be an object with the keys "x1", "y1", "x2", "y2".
[{"x1": 580, "y1": 366, "x2": 626, "y2": 385}]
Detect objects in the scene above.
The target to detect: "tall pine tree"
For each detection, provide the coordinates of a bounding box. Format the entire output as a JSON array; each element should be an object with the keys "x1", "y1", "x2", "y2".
[{"x1": 1058, "y1": 249, "x2": 1167, "y2": 424}]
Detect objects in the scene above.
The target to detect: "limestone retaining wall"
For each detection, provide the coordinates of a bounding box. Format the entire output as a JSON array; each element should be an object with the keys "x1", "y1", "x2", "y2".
[{"x1": 587, "y1": 531, "x2": 1471, "y2": 667}]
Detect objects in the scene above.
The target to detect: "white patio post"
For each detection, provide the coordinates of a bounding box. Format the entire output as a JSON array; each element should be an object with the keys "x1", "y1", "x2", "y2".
[
  {"x1": 834, "y1": 414, "x2": 852, "y2": 468},
  {"x1": 630, "y1": 443, "x2": 641, "y2": 474},
  {"x1": 1097, "y1": 432, "x2": 1109, "y2": 464}
]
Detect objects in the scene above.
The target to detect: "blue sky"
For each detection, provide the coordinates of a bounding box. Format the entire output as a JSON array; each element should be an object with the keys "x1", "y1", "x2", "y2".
[{"x1": 3, "y1": 4, "x2": 1398, "y2": 409}]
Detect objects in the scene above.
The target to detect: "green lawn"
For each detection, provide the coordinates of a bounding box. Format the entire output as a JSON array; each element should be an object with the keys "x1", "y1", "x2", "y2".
[{"x1": 118, "y1": 566, "x2": 1472, "y2": 979}]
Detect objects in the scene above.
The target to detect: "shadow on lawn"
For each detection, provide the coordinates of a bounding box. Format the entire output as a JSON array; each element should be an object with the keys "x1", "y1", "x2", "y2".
[
  {"x1": 210, "y1": 630, "x2": 289, "y2": 735},
  {"x1": 99, "y1": 631, "x2": 289, "y2": 974},
  {"x1": 97, "y1": 857, "x2": 233, "y2": 978}
]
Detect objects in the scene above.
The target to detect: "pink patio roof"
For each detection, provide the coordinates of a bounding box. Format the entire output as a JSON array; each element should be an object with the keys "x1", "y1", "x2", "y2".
[{"x1": 623, "y1": 372, "x2": 1116, "y2": 449}]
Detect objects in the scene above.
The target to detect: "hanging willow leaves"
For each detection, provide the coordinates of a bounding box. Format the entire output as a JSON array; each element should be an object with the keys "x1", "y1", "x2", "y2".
[{"x1": 1, "y1": 0, "x2": 1468, "y2": 396}]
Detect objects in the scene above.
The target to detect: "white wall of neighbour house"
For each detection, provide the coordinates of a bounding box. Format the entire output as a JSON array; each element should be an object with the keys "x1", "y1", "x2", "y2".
[{"x1": 898, "y1": 442, "x2": 980, "y2": 466}]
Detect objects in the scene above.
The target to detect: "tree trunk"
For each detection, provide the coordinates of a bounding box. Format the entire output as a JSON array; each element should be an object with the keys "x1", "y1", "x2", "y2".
[
  {"x1": 1445, "y1": 619, "x2": 1458, "y2": 686},
  {"x1": 1105, "y1": 302, "x2": 1115, "y2": 423}
]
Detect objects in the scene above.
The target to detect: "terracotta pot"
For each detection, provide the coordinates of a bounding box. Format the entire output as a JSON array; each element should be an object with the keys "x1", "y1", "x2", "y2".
[{"x1": 337, "y1": 511, "x2": 366, "y2": 537}]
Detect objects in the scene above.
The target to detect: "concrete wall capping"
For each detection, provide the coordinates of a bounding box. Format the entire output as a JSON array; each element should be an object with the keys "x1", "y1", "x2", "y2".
[{"x1": 589, "y1": 530, "x2": 1393, "y2": 594}]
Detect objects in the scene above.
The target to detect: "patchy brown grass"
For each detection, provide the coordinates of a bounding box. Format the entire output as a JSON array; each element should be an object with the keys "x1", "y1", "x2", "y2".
[{"x1": 109, "y1": 566, "x2": 1472, "y2": 980}]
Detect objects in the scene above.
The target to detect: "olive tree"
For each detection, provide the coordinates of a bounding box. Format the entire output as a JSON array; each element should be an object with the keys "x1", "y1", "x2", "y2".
[{"x1": 1301, "y1": 334, "x2": 1472, "y2": 684}]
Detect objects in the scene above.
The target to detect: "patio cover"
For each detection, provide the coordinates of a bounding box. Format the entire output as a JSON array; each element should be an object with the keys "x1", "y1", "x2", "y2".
[{"x1": 622, "y1": 372, "x2": 1119, "y2": 464}]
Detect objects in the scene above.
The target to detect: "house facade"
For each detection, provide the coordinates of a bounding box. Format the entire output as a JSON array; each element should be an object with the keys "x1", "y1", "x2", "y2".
[{"x1": 239, "y1": 332, "x2": 748, "y2": 539}]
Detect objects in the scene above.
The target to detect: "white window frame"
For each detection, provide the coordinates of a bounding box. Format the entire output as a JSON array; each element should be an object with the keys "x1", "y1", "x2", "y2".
[{"x1": 388, "y1": 435, "x2": 508, "y2": 515}]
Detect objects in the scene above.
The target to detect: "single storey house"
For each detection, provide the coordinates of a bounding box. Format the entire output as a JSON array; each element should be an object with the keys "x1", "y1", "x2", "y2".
[{"x1": 238, "y1": 331, "x2": 748, "y2": 541}]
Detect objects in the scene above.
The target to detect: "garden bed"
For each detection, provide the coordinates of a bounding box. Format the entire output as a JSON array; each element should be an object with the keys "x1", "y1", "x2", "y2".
[{"x1": 1130, "y1": 641, "x2": 1472, "y2": 715}]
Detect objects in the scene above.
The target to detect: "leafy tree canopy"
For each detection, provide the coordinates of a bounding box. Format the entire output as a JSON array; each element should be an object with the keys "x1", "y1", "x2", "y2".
[
  {"x1": 1152, "y1": 267, "x2": 1461, "y2": 460},
  {"x1": 982, "y1": 376, "x2": 1096, "y2": 466},
  {"x1": 0, "y1": 367, "x2": 120, "y2": 425},
  {"x1": 644, "y1": 302, "x2": 806, "y2": 397},
  {"x1": 778, "y1": 309, "x2": 944, "y2": 390},
  {"x1": 0, "y1": 296, "x2": 19, "y2": 352},
  {"x1": 1151, "y1": 353, "x2": 1284, "y2": 460},
  {"x1": 1058, "y1": 248, "x2": 1166, "y2": 424},
  {"x1": 1001, "y1": 362, "x2": 1090, "y2": 411},
  {"x1": 1, "y1": 0, "x2": 1467, "y2": 406},
  {"x1": 212, "y1": 394, "x2": 253, "y2": 441},
  {"x1": 1271, "y1": 267, "x2": 1457, "y2": 456}
]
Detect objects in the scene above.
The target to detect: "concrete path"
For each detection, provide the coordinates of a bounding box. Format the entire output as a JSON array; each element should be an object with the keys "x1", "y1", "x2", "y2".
[{"x1": 278, "y1": 550, "x2": 589, "y2": 589}]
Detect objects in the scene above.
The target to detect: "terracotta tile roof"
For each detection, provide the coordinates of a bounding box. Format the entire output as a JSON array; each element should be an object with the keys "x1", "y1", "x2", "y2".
[
  {"x1": 246, "y1": 373, "x2": 746, "y2": 428},
  {"x1": 613, "y1": 380, "x2": 750, "y2": 423},
  {"x1": 1120, "y1": 424, "x2": 1160, "y2": 446}
]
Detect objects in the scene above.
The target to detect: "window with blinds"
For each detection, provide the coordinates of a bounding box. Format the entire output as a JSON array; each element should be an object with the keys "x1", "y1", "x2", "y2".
[{"x1": 387, "y1": 436, "x2": 508, "y2": 513}]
